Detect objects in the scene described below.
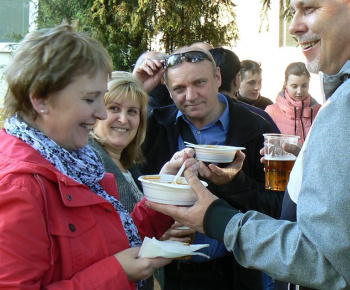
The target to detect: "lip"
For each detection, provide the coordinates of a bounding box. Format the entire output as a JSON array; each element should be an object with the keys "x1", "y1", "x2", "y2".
[
  {"x1": 81, "y1": 123, "x2": 94, "y2": 130},
  {"x1": 111, "y1": 127, "x2": 129, "y2": 132},
  {"x1": 185, "y1": 103, "x2": 202, "y2": 108},
  {"x1": 299, "y1": 40, "x2": 320, "y2": 55}
]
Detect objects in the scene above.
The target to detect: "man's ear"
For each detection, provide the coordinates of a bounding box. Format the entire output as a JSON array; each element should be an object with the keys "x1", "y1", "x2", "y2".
[
  {"x1": 233, "y1": 73, "x2": 241, "y2": 90},
  {"x1": 216, "y1": 67, "x2": 222, "y2": 88},
  {"x1": 30, "y1": 93, "x2": 48, "y2": 115}
]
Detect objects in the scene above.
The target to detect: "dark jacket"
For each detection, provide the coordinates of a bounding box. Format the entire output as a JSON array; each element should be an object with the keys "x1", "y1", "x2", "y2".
[
  {"x1": 237, "y1": 93, "x2": 273, "y2": 110},
  {"x1": 141, "y1": 95, "x2": 283, "y2": 217},
  {"x1": 148, "y1": 84, "x2": 173, "y2": 111},
  {"x1": 227, "y1": 95, "x2": 280, "y2": 133}
]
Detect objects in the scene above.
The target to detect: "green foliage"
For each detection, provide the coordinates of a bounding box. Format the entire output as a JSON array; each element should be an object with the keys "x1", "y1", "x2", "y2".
[
  {"x1": 36, "y1": 0, "x2": 240, "y2": 71},
  {"x1": 155, "y1": 0, "x2": 238, "y2": 52},
  {"x1": 280, "y1": 0, "x2": 292, "y2": 21},
  {"x1": 36, "y1": 0, "x2": 297, "y2": 70}
]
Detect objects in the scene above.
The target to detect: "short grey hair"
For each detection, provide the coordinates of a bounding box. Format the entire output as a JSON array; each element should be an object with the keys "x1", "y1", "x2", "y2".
[{"x1": 164, "y1": 46, "x2": 217, "y2": 85}]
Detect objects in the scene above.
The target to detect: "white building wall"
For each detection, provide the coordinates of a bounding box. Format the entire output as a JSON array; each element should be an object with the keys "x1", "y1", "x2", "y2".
[{"x1": 0, "y1": 48, "x2": 11, "y2": 108}]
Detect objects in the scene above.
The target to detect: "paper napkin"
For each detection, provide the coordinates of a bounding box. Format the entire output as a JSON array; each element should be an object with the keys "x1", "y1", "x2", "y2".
[{"x1": 138, "y1": 237, "x2": 210, "y2": 259}]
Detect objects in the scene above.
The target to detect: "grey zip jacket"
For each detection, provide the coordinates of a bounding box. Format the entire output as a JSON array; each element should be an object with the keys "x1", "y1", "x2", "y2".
[{"x1": 204, "y1": 60, "x2": 350, "y2": 289}]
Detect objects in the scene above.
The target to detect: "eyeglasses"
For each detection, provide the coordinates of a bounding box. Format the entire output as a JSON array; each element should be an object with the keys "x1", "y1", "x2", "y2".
[{"x1": 163, "y1": 51, "x2": 211, "y2": 69}]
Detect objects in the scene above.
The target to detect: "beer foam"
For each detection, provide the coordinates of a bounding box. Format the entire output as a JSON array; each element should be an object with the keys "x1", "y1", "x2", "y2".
[{"x1": 265, "y1": 156, "x2": 296, "y2": 161}]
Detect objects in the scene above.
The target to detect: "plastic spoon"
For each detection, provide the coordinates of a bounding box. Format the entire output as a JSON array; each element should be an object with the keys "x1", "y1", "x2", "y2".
[
  {"x1": 172, "y1": 163, "x2": 186, "y2": 184},
  {"x1": 184, "y1": 141, "x2": 201, "y2": 148}
]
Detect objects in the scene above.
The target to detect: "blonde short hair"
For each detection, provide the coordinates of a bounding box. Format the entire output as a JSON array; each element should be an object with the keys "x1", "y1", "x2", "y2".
[
  {"x1": 93, "y1": 72, "x2": 148, "y2": 168},
  {"x1": 3, "y1": 24, "x2": 113, "y2": 120}
]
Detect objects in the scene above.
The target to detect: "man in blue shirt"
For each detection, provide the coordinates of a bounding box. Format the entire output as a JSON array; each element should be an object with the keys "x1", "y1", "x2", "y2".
[{"x1": 136, "y1": 47, "x2": 283, "y2": 289}]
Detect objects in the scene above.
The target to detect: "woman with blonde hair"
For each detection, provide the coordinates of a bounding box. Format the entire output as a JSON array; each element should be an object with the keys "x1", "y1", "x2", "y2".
[
  {"x1": 90, "y1": 72, "x2": 149, "y2": 212},
  {"x1": 90, "y1": 72, "x2": 196, "y2": 289}
]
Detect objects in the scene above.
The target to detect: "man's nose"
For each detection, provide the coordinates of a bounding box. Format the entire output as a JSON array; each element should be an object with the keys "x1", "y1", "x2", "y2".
[
  {"x1": 289, "y1": 11, "x2": 308, "y2": 36},
  {"x1": 186, "y1": 87, "x2": 197, "y2": 101}
]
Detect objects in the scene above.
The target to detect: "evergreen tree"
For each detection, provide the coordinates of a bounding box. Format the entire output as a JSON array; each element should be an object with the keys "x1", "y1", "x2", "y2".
[{"x1": 37, "y1": 0, "x2": 238, "y2": 70}]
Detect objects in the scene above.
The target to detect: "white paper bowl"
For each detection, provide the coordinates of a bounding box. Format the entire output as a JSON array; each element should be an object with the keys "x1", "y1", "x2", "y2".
[
  {"x1": 138, "y1": 174, "x2": 208, "y2": 205},
  {"x1": 187, "y1": 144, "x2": 245, "y2": 163}
]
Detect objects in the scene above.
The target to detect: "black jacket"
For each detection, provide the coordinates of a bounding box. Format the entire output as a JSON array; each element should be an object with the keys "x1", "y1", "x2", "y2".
[{"x1": 141, "y1": 95, "x2": 283, "y2": 218}]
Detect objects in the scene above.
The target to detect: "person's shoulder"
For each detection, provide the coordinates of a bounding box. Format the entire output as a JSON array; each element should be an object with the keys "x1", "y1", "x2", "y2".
[
  {"x1": 229, "y1": 98, "x2": 266, "y2": 120},
  {"x1": 264, "y1": 102, "x2": 278, "y2": 113},
  {"x1": 228, "y1": 98, "x2": 272, "y2": 131},
  {"x1": 259, "y1": 96, "x2": 274, "y2": 107},
  {"x1": 148, "y1": 103, "x2": 178, "y2": 121}
]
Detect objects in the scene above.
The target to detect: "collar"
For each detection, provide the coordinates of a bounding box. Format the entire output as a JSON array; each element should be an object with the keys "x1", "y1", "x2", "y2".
[{"x1": 322, "y1": 60, "x2": 350, "y2": 100}]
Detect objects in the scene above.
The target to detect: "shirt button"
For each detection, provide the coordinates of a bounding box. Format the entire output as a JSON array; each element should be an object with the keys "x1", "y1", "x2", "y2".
[
  {"x1": 69, "y1": 223, "x2": 76, "y2": 232},
  {"x1": 196, "y1": 130, "x2": 201, "y2": 135},
  {"x1": 67, "y1": 194, "x2": 72, "y2": 201}
]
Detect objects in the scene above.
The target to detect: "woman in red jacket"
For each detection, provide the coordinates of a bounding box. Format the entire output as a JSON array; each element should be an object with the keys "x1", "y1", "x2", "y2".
[
  {"x1": 265, "y1": 62, "x2": 322, "y2": 145},
  {"x1": 0, "y1": 24, "x2": 195, "y2": 290}
]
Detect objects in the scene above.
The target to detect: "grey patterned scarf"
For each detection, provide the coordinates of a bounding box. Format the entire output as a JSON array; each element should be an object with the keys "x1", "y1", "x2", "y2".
[{"x1": 5, "y1": 114, "x2": 142, "y2": 248}]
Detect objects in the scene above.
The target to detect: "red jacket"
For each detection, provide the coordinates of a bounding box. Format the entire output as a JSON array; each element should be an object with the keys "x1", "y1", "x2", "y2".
[
  {"x1": 265, "y1": 90, "x2": 321, "y2": 145},
  {"x1": 0, "y1": 130, "x2": 173, "y2": 289}
]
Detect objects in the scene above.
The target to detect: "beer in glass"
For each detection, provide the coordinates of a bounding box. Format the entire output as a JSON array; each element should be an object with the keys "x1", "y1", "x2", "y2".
[{"x1": 263, "y1": 134, "x2": 299, "y2": 191}]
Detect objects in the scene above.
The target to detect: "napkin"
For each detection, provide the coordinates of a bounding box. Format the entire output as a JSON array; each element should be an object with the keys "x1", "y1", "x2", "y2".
[{"x1": 138, "y1": 237, "x2": 210, "y2": 259}]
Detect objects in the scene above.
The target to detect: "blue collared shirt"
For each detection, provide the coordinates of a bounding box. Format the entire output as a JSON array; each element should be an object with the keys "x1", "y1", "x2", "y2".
[{"x1": 175, "y1": 93, "x2": 230, "y2": 262}]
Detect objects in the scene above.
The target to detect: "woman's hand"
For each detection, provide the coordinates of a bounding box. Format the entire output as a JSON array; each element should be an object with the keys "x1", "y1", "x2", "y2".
[
  {"x1": 114, "y1": 247, "x2": 172, "y2": 282},
  {"x1": 160, "y1": 148, "x2": 199, "y2": 175},
  {"x1": 159, "y1": 221, "x2": 195, "y2": 243}
]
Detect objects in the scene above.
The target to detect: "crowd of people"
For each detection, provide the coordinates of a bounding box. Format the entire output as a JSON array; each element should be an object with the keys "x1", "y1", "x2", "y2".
[{"x1": 1, "y1": 0, "x2": 350, "y2": 289}]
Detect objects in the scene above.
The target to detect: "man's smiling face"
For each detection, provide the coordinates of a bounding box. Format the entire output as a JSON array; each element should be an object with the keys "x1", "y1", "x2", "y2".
[{"x1": 289, "y1": 0, "x2": 350, "y2": 75}]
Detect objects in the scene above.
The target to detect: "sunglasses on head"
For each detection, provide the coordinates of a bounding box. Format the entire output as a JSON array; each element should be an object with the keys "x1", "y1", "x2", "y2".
[{"x1": 163, "y1": 50, "x2": 211, "y2": 69}]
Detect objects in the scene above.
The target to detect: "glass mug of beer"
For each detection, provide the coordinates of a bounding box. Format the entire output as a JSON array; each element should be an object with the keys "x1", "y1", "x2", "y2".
[{"x1": 263, "y1": 134, "x2": 299, "y2": 191}]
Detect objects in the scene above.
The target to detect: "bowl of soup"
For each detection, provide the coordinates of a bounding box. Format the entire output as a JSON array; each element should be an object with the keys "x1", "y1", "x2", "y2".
[
  {"x1": 138, "y1": 174, "x2": 208, "y2": 205},
  {"x1": 186, "y1": 144, "x2": 245, "y2": 163}
]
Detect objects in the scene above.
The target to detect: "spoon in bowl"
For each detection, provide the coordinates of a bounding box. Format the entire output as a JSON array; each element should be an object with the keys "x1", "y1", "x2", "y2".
[
  {"x1": 171, "y1": 163, "x2": 186, "y2": 184},
  {"x1": 184, "y1": 141, "x2": 201, "y2": 148}
]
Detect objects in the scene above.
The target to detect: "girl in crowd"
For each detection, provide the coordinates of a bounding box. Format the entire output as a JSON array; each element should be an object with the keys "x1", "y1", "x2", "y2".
[{"x1": 265, "y1": 62, "x2": 321, "y2": 144}]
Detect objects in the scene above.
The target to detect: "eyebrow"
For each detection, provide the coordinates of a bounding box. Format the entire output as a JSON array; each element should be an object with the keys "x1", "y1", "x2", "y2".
[
  {"x1": 291, "y1": 0, "x2": 306, "y2": 10},
  {"x1": 86, "y1": 91, "x2": 105, "y2": 96},
  {"x1": 108, "y1": 101, "x2": 140, "y2": 108}
]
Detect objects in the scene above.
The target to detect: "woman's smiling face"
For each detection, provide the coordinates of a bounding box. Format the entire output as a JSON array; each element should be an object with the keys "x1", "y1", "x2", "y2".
[
  {"x1": 35, "y1": 71, "x2": 108, "y2": 151},
  {"x1": 94, "y1": 95, "x2": 141, "y2": 153}
]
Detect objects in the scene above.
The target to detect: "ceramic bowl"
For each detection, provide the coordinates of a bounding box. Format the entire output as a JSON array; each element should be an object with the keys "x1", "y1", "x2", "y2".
[
  {"x1": 186, "y1": 144, "x2": 245, "y2": 163},
  {"x1": 138, "y1": 174, "x2": 208, "y2": 205}
]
